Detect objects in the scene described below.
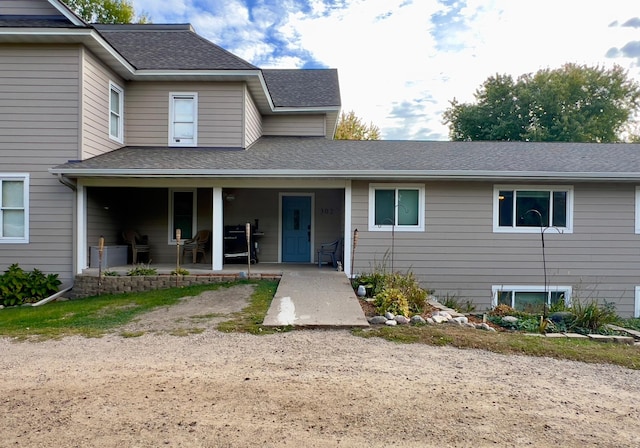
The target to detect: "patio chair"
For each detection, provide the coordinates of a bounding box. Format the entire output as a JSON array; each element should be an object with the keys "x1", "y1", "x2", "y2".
[
  {"x1": 122, "y1": 229, "x2": 150, "y2": 264},
  {"x1": 182, "y1": 229, "x2": 211, "y2": 264},
  {"x1": 317, "y1": 238, "x2": 340, "y2": 268}
]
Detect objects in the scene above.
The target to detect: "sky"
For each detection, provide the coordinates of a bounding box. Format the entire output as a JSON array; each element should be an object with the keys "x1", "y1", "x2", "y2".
[{"x1": 132, "y1": 0, "x2": 640, "y2": 141}]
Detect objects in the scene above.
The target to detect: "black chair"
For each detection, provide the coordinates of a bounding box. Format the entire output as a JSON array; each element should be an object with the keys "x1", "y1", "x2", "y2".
[{"x1": 317, "y1": 239, "x2": 340, "y2": 268}]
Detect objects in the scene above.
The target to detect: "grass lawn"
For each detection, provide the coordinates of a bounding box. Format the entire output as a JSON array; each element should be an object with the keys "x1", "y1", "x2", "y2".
[
  {"x1": 353, "y1": 324, "x2": 640, "y2": 370},
  {"x1": 0, "y1": 280, "x2": 277, "y2": 340}
]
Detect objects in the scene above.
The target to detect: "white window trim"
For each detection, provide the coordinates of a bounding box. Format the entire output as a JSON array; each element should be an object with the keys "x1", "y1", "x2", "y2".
[
  {"x1": 635, "y1": 286, "x2": 640, "y2": 318},
  {"x1": 0, "y1": 174, "x2": 29, "y2": 244},
  {"x1": 368, "y1": 183, "x2": 425, "y2": 232},
  {"x1": 108, "y1": 81, "x2": 124, "y2": 143},
  {"x1": 491, "y1": 285, "x2": 573, "y2": 308},
  {"x1": 493, "y1": 185, "x2": 574, "y2": 234},
  {"x1": 169, "y1": 92, "x2": 198, "y2": 147},
  {"x1": 167, "y1": 188, "x2": 197, "y2": 244}
]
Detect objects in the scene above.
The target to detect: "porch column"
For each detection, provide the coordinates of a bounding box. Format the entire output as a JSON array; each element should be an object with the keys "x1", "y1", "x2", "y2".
[
  {"x1": 75, "y1": 183, "x2": 87, "y2": 274},
  {"x1": 343, "y1": 181, "x2": 352, "y2": 278},
  {"x1": 212, "y1": 187, "x2": 223, "y2": 270}
]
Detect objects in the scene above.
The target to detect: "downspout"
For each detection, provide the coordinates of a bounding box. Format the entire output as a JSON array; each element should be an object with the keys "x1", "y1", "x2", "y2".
[
  {"x1": 57, "y1": 173, "x2": 77, "y2": 191},
  {"x1": 57, "y1": 173, "x2": 77, "y2": 294}
]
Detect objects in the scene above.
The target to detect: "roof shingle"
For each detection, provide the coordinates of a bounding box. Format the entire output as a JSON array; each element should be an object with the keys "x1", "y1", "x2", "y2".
[{"x1": 51, "y1": 137, "x2": 640, "y2": 180}]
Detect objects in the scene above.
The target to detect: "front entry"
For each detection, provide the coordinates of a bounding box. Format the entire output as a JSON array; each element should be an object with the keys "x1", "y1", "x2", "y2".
[{"x1": 281, "y1": 195, "x2": 312, "y2": 262}]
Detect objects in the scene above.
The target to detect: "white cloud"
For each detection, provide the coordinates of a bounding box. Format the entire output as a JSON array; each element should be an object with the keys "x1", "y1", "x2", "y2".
[{"x1": 132, "y1": 0, "x2": 640, "y2": 140}]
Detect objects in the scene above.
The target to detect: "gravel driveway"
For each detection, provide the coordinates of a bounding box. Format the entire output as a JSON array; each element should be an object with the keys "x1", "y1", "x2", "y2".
[{"x1": 2, "y1": 284, "x2": 639, "y2": 447}]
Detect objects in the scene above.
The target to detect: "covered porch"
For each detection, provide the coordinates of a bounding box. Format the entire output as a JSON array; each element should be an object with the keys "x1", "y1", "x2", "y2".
[{"x1": 77, "y1": 179, "x2": 353, "y2": 276}]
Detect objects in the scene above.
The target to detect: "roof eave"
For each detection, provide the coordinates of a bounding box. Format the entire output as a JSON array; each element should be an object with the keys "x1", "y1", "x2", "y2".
[{"x1": 48, "y1": 168, "x2": 640, "y2": 182}]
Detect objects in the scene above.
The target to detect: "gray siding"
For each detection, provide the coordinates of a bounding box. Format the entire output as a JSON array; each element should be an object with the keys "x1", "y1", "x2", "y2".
[
  {"x1": 244, "y1": 86, "x2": 262, "y2": 148},
  {"x1": 0, "y1": 0, "x2": 60, "y2": 15},
  {"x1": 0, "y1": 45, "x2": 80, "y2": 282},
  {"x1": 351, "y1": 180, "x2": 640, "y2": 317},
  {"x1": 223, "y1": 188, "x2": 344, "y2": 263},
  {"x1": 82, "y1": 49, "x2": 124, "y2": 158},
  {"x1": 263, "y1": 115, "x2": 326, "y2": 137},
  {"x1": 125, "y1": 81, "x2": 244, "y2": 147}
]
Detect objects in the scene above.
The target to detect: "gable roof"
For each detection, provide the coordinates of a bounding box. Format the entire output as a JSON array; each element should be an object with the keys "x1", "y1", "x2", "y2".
[
  {"x1": 93, "y1": 24, "x2": 258, "y2": 71},
  {"x1": 0, "y1": 0, "x2": 341, "y2": 126},
  {"x1": 263, "y1": 69, "x2": 341, "y2": 108},
  {"x1": 50, "y1": 137, "x2": 640, "y2": 181}
]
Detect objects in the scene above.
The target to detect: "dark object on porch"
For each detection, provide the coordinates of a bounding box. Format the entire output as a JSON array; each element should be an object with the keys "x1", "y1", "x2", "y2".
[
  {"x1": 224, "y1": 224, "x2": 258, "y2": 264},
  {"x1": 182, "y1": 229, "x2": 211, "y2": 264},
  {"x1": 317, "y1": 238, "x2": 340, "y2": 268},
  {"x1": 122, "y1": 229, "x2": 150, "y2": 264}
]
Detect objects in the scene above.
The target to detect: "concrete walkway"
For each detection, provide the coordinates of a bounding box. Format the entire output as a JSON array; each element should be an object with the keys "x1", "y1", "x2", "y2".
[{"x1": 263, "y1": 267, "x2": 369, "y2": 328}]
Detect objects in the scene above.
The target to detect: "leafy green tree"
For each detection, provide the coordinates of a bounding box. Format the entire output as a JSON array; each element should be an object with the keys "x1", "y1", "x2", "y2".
[
  {"x1": 64, "y1": 0, "x2": 149, "y2": 24},
  {"x1": 335, "y1": 110, "x2": 381, "y2": 140},
  {"x1": 443, "y1": 64, "x2": 640, "y2": 142}
]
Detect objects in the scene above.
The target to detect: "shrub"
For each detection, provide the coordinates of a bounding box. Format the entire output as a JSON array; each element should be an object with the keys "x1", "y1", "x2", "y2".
[
  {"x1": 570, "y1": 299, "x2": 619, "y2": 333},
  {"x1": 354, "y1": 271, "x2": 387, "y2": 298},
  {"x1": 0, "y1": 264, "x2": 61, "y2": 306},
  {"x1": 171, "y1": 268, "x2": 190, "y2": 276},
  {"x1": 383, "y1": 272, "x2": 429, "y2": 314},
  {"x1": 374, "y1": 287, "x2": 409, "y2": 317}
]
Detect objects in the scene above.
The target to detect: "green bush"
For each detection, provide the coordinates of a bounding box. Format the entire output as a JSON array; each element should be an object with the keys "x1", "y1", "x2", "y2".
[
  {"x1": 374, "y1": 287, "x2": 409, "y2": 317},
  {"x1": 570, "y1": 299, "x2": 619, "y2": 333},
  {"x1": 0, "y1": 263, "x2": 61, "y2": 306},
  {"x1": 384, "y1": 272, "x2": 429, "y2": 314}
]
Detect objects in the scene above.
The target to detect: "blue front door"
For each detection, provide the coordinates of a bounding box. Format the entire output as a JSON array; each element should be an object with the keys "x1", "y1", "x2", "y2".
[{"x1": 282, "y1": 195, "x2": 311, "y2": 262}]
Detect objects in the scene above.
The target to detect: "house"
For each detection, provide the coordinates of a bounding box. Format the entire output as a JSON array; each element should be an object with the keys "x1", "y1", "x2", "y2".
[{"x1": 3, "y1": 1, "x2": 640, "y2": 317}]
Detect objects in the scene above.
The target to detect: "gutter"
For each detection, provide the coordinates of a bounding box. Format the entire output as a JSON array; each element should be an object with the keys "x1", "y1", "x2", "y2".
[
  {"x1": 57, "y1": 173, "x2": 77, "y2": 191},
  {"x1": 48, "y1": 169, "x2": 640, "y2": 182}
]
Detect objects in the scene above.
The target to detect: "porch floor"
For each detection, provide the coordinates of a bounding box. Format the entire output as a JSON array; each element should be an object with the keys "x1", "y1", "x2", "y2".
[{"x1": 81, "y1": 263, "x2": 369, "y2": 328}]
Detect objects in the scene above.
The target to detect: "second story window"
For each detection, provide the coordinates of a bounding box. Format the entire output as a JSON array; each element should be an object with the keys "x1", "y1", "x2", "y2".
[
  {"x1": 169, "y1": 93, "x2": 198, "y2": 146},
  {"x1": 109, "y1": 81, "x2": 124, "y2": 143}
]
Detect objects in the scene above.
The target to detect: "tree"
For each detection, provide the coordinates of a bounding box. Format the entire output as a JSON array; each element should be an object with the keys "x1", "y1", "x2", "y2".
[
  {"x1": 64, "y1": 0, "x2": 149, "y2": 24},
  {"x1": 335, "y1": 111, "x2": 381, "y2": 140},
  {"x1": 443, "y1": 64, "x2": 640, "y2": 142}
]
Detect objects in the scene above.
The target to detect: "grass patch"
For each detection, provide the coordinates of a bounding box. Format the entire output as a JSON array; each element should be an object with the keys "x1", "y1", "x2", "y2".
[
  {"x1": 217, "y1": 280, "x2": 290, "y2": 334},
  {"x1": 0, "y1": 281, "x2": 246, "y2": 341},
  {"x1": 353, "y1": 325, "x2": 640, "y2": 370}
]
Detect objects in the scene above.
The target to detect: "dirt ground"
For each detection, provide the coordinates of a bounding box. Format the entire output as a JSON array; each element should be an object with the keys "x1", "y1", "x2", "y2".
[{"x1": 1, "y1": 284, "x2": 640, "y2": 448}]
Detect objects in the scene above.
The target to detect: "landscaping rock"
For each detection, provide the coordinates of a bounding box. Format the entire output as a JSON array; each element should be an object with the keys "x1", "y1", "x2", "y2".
[
  {"x1": 453, "y1": 316, "x2": 468, "y2": 325},
  {"x1": 368, "y1": 316, "x2": 387, "y2": 325},
  {"x1": 384, "y1": 312, "x2": 395, "y2": 320},
  {"x1": 432, "y1": 315, "x2": 449, "y2": 324},
  {"x1": 395, "y1": 315, "x2": 410, "y2": 325},
  {"x1": 385, "y1": 319, "x2": 397, "y2": 326},
  {"x1": 502, "y1": 316, "x2": 518, "y2": 323},
  {"x1": 477, "y1": 323, "x2": 496, "y2": 332},
  {"x1": 410, "y1": 315, "x2": 426, "y2": 325},
  {"x1": 549, "y1": 311, "x2": 574, "y2": 324},
  {"x1": 426, "y1": 317, "x2": 435, "y2": 325}
]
